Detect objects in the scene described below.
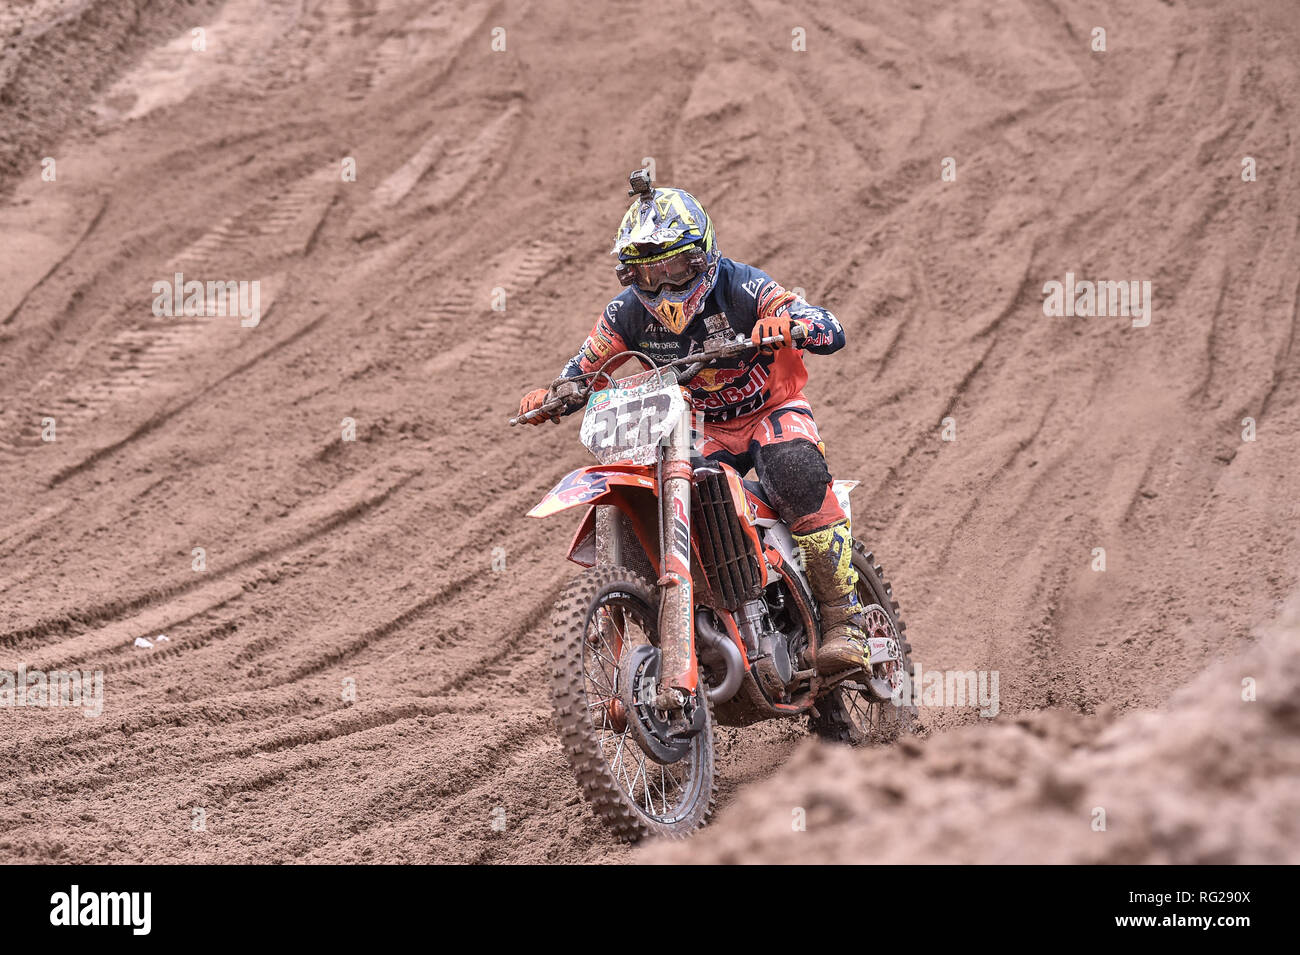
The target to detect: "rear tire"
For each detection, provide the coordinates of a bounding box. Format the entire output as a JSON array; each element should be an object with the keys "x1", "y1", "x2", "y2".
[
  {"x1": 809, "y1": 539, "x2": 918, "y2": 744},
  {"x1": 550, "y1": 565, "x2": 716, "y2": 841}
]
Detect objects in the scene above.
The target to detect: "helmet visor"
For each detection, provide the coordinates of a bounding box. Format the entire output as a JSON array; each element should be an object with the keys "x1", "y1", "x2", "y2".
[{"x1": 616, "y1": 249, "x2": 708, "y2": 294}]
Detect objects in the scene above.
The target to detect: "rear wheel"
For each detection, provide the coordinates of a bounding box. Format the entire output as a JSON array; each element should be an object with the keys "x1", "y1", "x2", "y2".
[
  {"x1": 550, "y1": 565, "x2": 715, "y2": 841},
  {"x1": 809, "y1": 539, "x2": 918, "y2": 744}
]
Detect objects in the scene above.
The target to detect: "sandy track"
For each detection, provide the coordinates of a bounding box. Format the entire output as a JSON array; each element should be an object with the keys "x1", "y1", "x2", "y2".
[
  {"x1": 646, "y1": 596, "x2": 1300, "y2": 864},
  {"x1": 0, "y1": 0, "x2": 1296, "y2": 863}
]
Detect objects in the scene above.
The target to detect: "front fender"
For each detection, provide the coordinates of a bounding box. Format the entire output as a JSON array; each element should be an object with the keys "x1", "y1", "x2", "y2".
[{"x1": 528, "y1": 464, "x2": 657, "y2": 519}]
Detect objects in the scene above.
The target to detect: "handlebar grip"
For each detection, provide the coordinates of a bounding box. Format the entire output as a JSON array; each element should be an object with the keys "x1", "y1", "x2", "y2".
[
  {"x1": 510, "y1": 408, "x2": 547, "y2": 427},
  {"x1": 756, "y1": 324, "x2": 808, "y2": 347},
  {"x1": 509, "y1": 398, "x2": 568, "y2": 426}
]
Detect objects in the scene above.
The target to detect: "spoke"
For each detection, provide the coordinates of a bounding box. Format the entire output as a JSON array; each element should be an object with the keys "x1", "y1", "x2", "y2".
[
  {"x1": 588, "y1": 642, "x2": 618, "y2": 670},
  {"x1": 843, "y1": 687, "x2": 876, "y2": 737},
  {"x1": 623, "y1": 749, "x2": 638, "y2": 797},
  {"x1": 594, "y1": 608, "x2": 624, "y2": 666},
  {"x1": 649, "y1": 762, "x2": 663, "y2": 816},
  {"x1": 604, "y1": 606, "x2": 627, "y2": 647},
  {"x1": 584, "y1": 654, "x2": 615, "y2": 692},
  {"x1": 600, "y1": 736, "x2": 619, "y2": 758},
  {"x1": 633, "y1": 756, "x2": 650, "y2": 814},
  {"x1": 587, "y1": 681, "x2": 615, "y2": 709},
  {"x1": 585, "y1": 634, "x2": 617, "y2": 677},
  {"x1": 613, "y1": 730, "x2": 634, "y2": 788}
]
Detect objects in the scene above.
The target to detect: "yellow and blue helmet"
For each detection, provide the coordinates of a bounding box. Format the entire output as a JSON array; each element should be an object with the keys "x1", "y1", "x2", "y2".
[{"x1": 612, "y1": 171, "x2": 718, "y2": 334}]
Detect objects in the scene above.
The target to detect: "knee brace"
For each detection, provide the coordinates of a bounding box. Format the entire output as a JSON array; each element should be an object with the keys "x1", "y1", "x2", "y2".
[{"x1": 754, "y1": 439, "x2": 834, "y2": 527}]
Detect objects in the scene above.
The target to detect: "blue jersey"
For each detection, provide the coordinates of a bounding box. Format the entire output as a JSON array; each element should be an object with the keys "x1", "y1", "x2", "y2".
[{"x1": 560, "y1": 257, "x2": 844, "y2": 422}]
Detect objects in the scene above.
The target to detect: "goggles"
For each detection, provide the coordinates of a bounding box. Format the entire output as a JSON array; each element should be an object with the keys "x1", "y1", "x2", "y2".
[{"x1": 615, "y1": 249, "x2": 709, "y2": 294}]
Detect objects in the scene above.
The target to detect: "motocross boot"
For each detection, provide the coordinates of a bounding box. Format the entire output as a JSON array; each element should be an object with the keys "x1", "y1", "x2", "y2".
[{"x1": 792, "y1": 520, "x2": 871, "y2": 675}]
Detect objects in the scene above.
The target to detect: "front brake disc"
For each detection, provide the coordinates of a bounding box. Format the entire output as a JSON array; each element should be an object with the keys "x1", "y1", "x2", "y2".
[{"x1": 617, "y1": 644, "x2": 691, "y2": 765}]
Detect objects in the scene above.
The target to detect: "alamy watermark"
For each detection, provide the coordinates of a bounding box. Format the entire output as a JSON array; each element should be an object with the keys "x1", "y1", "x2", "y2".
[
  {"x1": 152, "y1": 271, "x2": 261, "y2": 327},
  {"x1": 1043, "y1": 272, "x2": 1152, "y2": 327},
  {"x1": 892, "y1": 663, "x2": 999, "y2": 717},
  {"x1": 0, "y1": 665, "x2": 103, "y2": 718},
  {"x1": 50, "y1": 886, "x2": 150, "y2": 935}
]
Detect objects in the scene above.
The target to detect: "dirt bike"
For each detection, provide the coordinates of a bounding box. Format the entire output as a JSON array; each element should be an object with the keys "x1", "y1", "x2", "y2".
[{"x1": 511, "y1": 327, "x2": 916, "y2": 840}]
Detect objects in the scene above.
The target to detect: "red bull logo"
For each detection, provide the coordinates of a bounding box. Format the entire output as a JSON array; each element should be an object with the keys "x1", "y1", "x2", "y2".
[
  {"x1": 694, "y1": 362, "x2": 769, "y2": 412},
  {"x1": 528, "y1": 471, "x2": 610, "y2": 518},
  {"x1": 553, "y1": 471, "x2": 609, "y2": 506},
  {"x1": 692, "y1": 364, "x2": 749, "y2": 393}
]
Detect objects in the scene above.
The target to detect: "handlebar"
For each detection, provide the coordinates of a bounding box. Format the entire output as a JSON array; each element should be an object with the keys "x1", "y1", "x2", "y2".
[{"x1": 508, "y1": 325, "x2": 807, "y2": 426}]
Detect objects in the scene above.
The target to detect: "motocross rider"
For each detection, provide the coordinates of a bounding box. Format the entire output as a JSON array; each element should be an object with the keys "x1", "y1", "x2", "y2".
[{"x1": 518, "y1": 172, "x2": 870, "y2": 676}]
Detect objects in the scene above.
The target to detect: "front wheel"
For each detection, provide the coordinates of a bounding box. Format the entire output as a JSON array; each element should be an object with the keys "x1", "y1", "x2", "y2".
[{"x1": 550, "y1": 565, "x2": 715, "y2": 841}]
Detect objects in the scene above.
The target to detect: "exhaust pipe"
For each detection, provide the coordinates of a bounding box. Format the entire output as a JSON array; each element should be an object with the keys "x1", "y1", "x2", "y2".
[{"x1": 696, "y1": 611, "x2": 744, "y2": 704}]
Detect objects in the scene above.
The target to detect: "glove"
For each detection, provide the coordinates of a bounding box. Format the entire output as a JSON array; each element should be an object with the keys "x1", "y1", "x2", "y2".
[
  {"x1": 519, "y1": 388, "x2": 556, "y2": 425},
  {"x1": 751, "y1": 316, "x2": 805, "y2": 351}
]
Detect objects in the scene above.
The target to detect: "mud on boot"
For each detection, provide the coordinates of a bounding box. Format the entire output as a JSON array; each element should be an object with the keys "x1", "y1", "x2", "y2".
[
  {"x1": 815, "y1": 591, "x2": 872, "y2": 674},
  {"x1": 792, "y1": 519, "x2": 872, "y2": 675}
]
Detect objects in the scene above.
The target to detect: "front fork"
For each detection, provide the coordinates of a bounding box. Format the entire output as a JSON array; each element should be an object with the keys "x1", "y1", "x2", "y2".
[{"x1": 656, "y1": 393, "x2": 698, "y2": 710}]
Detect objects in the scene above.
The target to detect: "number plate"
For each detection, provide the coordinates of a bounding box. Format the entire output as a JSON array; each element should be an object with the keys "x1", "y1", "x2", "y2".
[{"x1": 579, "y1": 375, "x2": 687, "y2": 465}]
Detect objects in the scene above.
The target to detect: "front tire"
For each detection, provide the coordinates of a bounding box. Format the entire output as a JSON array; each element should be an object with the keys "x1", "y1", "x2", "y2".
[{"x1": 550, "y1": 565, "x2": 716, "y2": 841}]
